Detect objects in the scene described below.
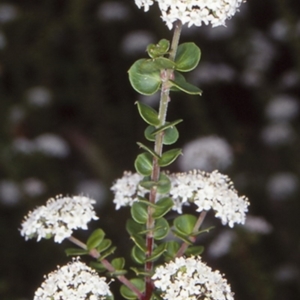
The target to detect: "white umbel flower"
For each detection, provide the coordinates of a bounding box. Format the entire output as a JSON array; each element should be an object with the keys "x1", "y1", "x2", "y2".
[
  {"x1": 34, "y1": 258, "x2": 112, "y2": 300},
  {"x1": 169, "y1": 170, "x2": 249, "y2": 227},
  {"x1": 134, "y1": 0, "x2": 244, "y2": 29},
  {"x1": 111, "y1": 170, "x2": 249, "y2": 227},
  {"x1": 20, "y1": 195, "x2": 99, "y2": 243},
  {"x1": 110, "y1": 171, "x2": 147, "y2": 209},
  {"x1": 152, "y1": 256, "x2": 234, "y2": 300}
]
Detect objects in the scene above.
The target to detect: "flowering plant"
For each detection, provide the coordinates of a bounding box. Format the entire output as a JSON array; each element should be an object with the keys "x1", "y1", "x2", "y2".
[{"x1": 20, "y1": 1, "x2": 248, "y2": 299}]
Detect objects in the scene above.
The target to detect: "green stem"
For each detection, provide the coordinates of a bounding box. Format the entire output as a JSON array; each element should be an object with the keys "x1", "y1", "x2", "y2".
[
  {"x1": 68, "y1": 236, "x2": 143, "y2": 299},
  {"x1": 144, "y1": 20, "x2": 182, "y2": 300}
]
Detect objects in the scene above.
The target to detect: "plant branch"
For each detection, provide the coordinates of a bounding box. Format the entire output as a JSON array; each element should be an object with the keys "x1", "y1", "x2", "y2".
[
  {"x1": 68, "y1": 236, "x2": 143, "y2": 299},
  {"x1": 144, "y1": 20, "x2": 183, "y2": 300},
  {"x1": 176, "y1": 210, "x2": 208, "y2": 257}
]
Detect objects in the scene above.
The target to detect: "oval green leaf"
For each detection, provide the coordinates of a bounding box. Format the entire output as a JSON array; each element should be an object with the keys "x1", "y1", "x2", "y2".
[
  {"x1": 128, "y1": 59, "x2": 161, "y2": 95},
  {"x1": 169, "y1": 71, "x2": 202, "y2": 95},
  {"x1": 153, "y1": 217, "x2": 169, "y2": 240},
  {"x1": 135, "y1": 101, "x2": 160, "y2": 126},
  {"x1": 120, "y1": 278, "x2": 145, "y2": 300},
  {"x1": 134, "y1": 152, "x2": 153, "y2": 176},
  {"x1": 156, "y1": 173, "x2": 171, "y2": 194},
  {"x1": 164, "y1": 241, "x2": 180, "y2": 261},
  {"x1": 126, "y1": 219, "x2": 145, "y2": 236},
  {"x1": 145, "y1": 243, "x2": 166, "y2": 262},
  {"x1": 153, "y1": 197, "x2": 174, "y2": 219},
  {"x1": 86, "y1": 229, "x2": 105, "y2": 250},
  {"x1": 111, "y1": 257, "x2": 125, "y2": 270},
  {"x1": 173, "y1": 214, "x2": 197, "y2": 235},
  {"x1": 184, "y1": 245, "x2": 204, "y2": 256},
  {"x1": 96, "y1": 239, "x2": 112, "y2": 253},
  {"x1": 175, "y1": 42, "x2": 201, "y2": 72},
  {"x1": 131, "y1": 202, "x2": 148, "y2": 224},
  {"x1": 65, "y1": 248, "x2": 89, "y2": 256},
  {"x1": 158, "y1": 148, "x2": 182, "y2": 167},
  {"x1": 131, "y1": 245, "x2": 146, "y2": 265}
]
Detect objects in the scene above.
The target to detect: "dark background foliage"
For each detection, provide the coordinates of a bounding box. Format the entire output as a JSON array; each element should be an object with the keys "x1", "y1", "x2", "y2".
[{"x1": 0, "y1": 0, "x2": 300, "y2": 299}]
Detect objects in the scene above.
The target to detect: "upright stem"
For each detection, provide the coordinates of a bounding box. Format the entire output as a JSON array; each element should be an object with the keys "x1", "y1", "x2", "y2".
[{"x1": 144, "y1": 20, "x2": 182, "y2": 300}]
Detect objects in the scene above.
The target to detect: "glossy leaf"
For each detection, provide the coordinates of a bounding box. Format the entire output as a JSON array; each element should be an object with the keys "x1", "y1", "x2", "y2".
[
  {"x1": 120, "y1": 278, "x2": 144, "y2": 300},
  {"x1": 131, "y1": 202, "x2": 148, "y2": 224},
  {"x1": 134, "y1": 152, "x2": 153, "y2": 176},
  {"x1": 147, "y1": 39, "x2": 170, "y2": 58},
  {"x1": 98, "y1": 246, "x2": 117, "y2": 260},
  {"x1": 128, "y1": 59, "x2": 161, "y2": 95},
  {"x1": 156, "y1": 173, "x2": 171, "y2": 194},
  {"x1": 131, "y1": 234, "x2": 147, "y2": 252},
  {"x1": 96, "y1": 239, "x2": 112, "y2": 253},
  {"x1": 131, "y1": 245, "x2": 146, "y2": 265},
  {"x1": 172, "y1": 230, "x2": 193, "y2": 244},
  {"x1": 126, "y1": 219, "x2": 145, "y2": 236},
  {"x1": 136, "y1": 101, "x2": 160, "y2": 126},
  {"x1": 139, "y1": 177, "x2": 156, "y2": 190},
  {"x1": 184, "y1": 245, "x2": 204, "y2": 256},
  {"x1": 164, "y1": 241, "x2": 180, "y2": 261},
  {"x1": 145, "y1": 243, "x2": 166, "y2": 262},
  {"x1": 137, "y1": 142, "x2": 160, "y2": 159},
  {"x1": 89, "y1": 261, "x2": 106, "y2": 273},
  {"x1": 65, "y1": 248, "x2": 89, "y2": 256},
  {"x1": 173, "y1": 214, "x2": 197, "y2": 235},
  {"x1": 152, "y1": 197, "x2": 174, "y2": 219},
  {"x1": 158, "y1": 148, "x2": 182, "y2": 167},
  {"x1": 153, "y1": 217, "x2": 169, "y2": 240},
  {"x1": 86, "y1": 229, "x2": 105, "y2": 250},
  {"x1": 111, "y1": 257, "x2": 125, "y2": 270},
  {"x1": 175, "y1": 42, "x2": 201, "y2": 72},
  {"x1": 169, "y1": 71, "x2": 202, "y2": 95}
]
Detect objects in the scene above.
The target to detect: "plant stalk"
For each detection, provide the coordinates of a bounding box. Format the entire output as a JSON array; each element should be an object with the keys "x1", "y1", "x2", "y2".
[{"x1": 144, "y1": 20, "x2": 183, "y2": 300}]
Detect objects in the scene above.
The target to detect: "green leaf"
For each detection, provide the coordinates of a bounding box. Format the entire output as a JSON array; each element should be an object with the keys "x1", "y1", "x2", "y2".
[
  {"x1": 152, "y1": 57, "x2": 175, "y2": 70},
  {"x1": 147, "y1": 39, "x2": 170, "y2": 58},
  {"x1": 153, "y1": 217, "x2": 169, "y2": 240},
  {"x1": 134, "y1": 152, "x2": 153, "y2": 176},
  {"x1": 137, "y1": 142, "x2": 160, "y2": 159},
  {"x1": 131, "y1": 202, "x2": 148, "y2": 224},
  {"x1": 96, "y1": 239, "x2": 112, "y2": 253},
  {"x1": 156, "y1": 173, "x2": 171, "y2": 194},
  {"x1": 98, "y1": 246, "x2": 117, "y2": 260},
  {"x1": 65, "y1": 248, "x2": 89, "y2": 256},
  {"x1": 173, "y1": 214, "x2": 197, "y2": 236},
  {"x1": 126, "y1": 219, "x2": 145, "y2": 236},
  {"x1": 184, "y1": 245, "x2": 204, "y2": 256},
  {"x1": 162, "y1": 126, "x2": 179, "y2": 145},
  {"x1": 139, "y1": 177, "x2": 156, "y2": 190},
  {"x1": 131, "y1": 245, "x2": 146, "y2": 265},
  {"x1": 120, "y1": 278, "x2": 145, "y2": 300},
  {"x1": 175, "y1": 42, "x2": 201, "y2": 72},
  {"x1": 89, "y1": 261, "x2": 106, "y2": 273},
  {"x1": 169, "y1": 71, "x2": 202, "y2": 95},
  {"x1": 86, "y1": 229, "x2": 105, "y2": 250},
  {"x1": 145, "y1": 243, "x2": 166, "y2": 262},
  {"x1": 164, "y1": 241, "x2": 180, "y2": 261},
  {"x1": 111, "y1": 257, "x2": 125, "y2": 270},
  {"x1": 131, "y1": 234, "x2": 147, "y2": 252},
  {"x1": 158, "y1": 148, "x2": 182, "y2": 167},
  {"x1": 128, "y1": 59, "x2": 162, "y2": 95},
  {"x1": 153, "y1": 197, "x2": 174, "y2": 219},
  {"x1": 135, "y1": 101, "x2": 160, "y2": 126},
  {"x1": 172, "y1": 230, "x2": 193, "y2": 244}
]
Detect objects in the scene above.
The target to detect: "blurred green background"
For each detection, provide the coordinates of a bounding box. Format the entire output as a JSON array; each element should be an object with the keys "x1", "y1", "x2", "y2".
[{"x1": 0, "y1": 0, "x2": 300, "y2": 299}]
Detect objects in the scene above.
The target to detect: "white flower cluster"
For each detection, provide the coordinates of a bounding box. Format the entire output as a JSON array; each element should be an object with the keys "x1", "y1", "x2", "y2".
[
  {"x1": 134, "y1": 0, "x2": 244, "y2": 29},
  {"x1": 152, "y1": 256, "x2": 234, "y2": 300},
  {"x1": 20, "y1": 195, "x2": 99, "y2": 243},
  {"x1": 110, "y1": 171, "x2": 147, "y2": 209},
  {"x1": 111, "y1": 170, "x2": 249, "y2": 227},
  {"x1": 169, "y1": 170, "x2": 249, "y2": 227},
  {"x1": 34, "y1": 258, "x2": 111, "y2": 300}
]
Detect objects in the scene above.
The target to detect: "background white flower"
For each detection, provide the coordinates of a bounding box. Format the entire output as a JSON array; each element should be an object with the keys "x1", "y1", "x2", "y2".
[
  {"x1": 34, "y1": 258, "x2": 112, "y2": 300},
  {"x1": 153, "y1": 256, "x2": 234, "y2": 300},
  {"x1": 178, "y1": 136, "x2": 233, "y2": 172},
  {"x1": 20, "y1": 195, "x2": 99, "y2": 243},
  {"x1": 135, "y1": 0, "x2": 244, "y2": 29}
]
